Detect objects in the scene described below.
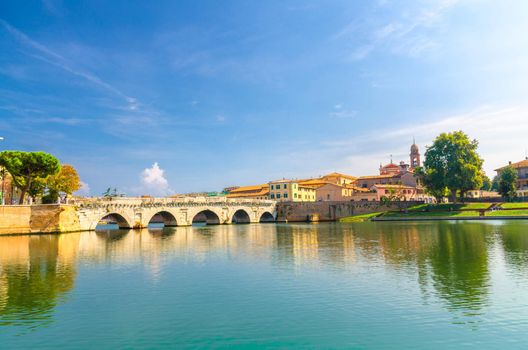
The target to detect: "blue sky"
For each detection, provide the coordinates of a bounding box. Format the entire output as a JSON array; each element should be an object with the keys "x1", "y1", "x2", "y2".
[{"x1": 1, "y1": 0, "x2": 527, "y2": 196}]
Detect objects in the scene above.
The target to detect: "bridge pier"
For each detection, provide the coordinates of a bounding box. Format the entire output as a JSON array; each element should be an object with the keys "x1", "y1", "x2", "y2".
[{"x1": 73, "y1": 197, "x2": 277, "y2": 232}]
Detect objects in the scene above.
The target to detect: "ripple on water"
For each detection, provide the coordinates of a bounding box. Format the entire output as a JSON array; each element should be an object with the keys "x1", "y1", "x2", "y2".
[{"x1": 1, "y1": 221, "x2": 528, "y2": 349}]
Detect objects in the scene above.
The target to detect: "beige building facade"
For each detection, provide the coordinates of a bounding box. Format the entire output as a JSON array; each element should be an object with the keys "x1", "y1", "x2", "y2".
[{"x1": 269, "y1": 180, "x2": 316, "y2": 202}]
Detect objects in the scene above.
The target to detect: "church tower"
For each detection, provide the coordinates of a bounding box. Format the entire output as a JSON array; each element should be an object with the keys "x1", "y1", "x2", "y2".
[{"x1": 410, "y1": 139, "x2": 420, "y2": 168}]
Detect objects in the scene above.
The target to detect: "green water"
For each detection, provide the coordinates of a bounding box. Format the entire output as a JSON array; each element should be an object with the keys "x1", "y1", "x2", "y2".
[{"x1": 1, "y1": 221, "x2": 528, "y2": 349}]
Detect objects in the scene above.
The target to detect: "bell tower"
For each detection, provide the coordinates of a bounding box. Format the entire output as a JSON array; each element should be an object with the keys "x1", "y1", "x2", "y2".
[{"x1": 410, "y1": 138, "x2": 420, "y2": 168}]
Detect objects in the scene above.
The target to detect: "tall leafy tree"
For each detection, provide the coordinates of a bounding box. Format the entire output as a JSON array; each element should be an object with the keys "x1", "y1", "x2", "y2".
[
  {"x1": 414, "y1": 166, "x2": 448, "y2": 201},
  {"x1": 421, "y1": 131, "x2": 483, "y2": 203},
  {"x1": 480, "y1": 174, "x2": 492, "y2": 191},
  {"x1": 0, "y1": 151, "x2": 60, "y2": 204},
  {"x1": 46, "y1": 164, "x2": 81, "y2": 202},
  {"x1": 497, "y1": 166, "x2": 518, "y2": 200}
]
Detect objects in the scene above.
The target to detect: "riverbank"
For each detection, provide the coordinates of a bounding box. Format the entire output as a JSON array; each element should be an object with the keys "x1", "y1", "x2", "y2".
[{"x1": 340, "y1": 202, "x2": 528, "y2": 222}]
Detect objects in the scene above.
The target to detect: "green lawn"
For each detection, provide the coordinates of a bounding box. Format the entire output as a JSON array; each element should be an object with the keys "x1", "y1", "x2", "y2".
[
  {"x1": 340, "y1": 212, "x2": 383, "y2": 222},
  {"x1": 339, "y1": 203, "x2": 528, "y2": 222},
  {"x1": 383, "y1": 210, "x2": 481, "y2": 218},
  {"x1": 405, "y1": 203, "x2": 492, "y2": 212},
  {"x1": 500, "y1": 202, "x2": 528, "y2": 209},
  {"x1": 487, "y1": 209, "x2": 528, "y2": 216}
]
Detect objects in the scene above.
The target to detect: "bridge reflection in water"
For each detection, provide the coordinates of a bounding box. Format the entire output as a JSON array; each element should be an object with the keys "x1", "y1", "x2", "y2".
[{"x1": 1, "y1": 221, "x2": 528, "y2": 336}]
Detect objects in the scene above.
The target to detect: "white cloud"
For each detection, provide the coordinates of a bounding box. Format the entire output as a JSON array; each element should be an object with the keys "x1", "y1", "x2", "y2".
[
  {"x1": 75, "y1": 181, "x2": 90, "y2": 196},
  {"x1": 216, "y1": 114, "x2": 226, "y2": 123},
  {"x1": 319, "y1": 105, "x2": 528, "y2": 177},
  {"x1": 140, "y1": 162, "x2": 172, "y2": 196}
]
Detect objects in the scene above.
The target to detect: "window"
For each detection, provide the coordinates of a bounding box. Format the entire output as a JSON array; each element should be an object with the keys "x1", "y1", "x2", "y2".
[
  {"x1": 270, "y1": 194, "x2": 275, "y2": 199},
  {"x1": 284, "y1": 184, "x2": 287, "y2": 189},
  {"x1": 271, "y1": 185, "x2": 274, "y2": 190},
  {"x1": 294, "y1": 193, "x2": 297, "y2": 198},
  {"x1": 284, "y1": 193, "x2": 288, "y2": 198},
  {"x1": 277, "y1": 193, "x2": 281, "y2": 198}
]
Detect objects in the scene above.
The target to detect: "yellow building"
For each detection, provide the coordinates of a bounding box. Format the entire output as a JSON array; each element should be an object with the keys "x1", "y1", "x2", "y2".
[
  {"x1": 226, "y1": 184, "x2": 269, "y2": 200},
  {"x1": 269, "y1": 180, "x2": 316, "y2": 202}
]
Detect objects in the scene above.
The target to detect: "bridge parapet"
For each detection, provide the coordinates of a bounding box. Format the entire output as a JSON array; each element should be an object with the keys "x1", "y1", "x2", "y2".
[{"x1": 72, "y1": 197, "x2": 277, "y2": 231}]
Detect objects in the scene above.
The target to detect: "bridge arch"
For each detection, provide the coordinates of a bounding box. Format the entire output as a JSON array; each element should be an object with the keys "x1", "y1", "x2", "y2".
[
  {"x1": 192, "y1": 209, "x2": 221, "y2": 225},
  {"x1": 148, "y1": 211, "x2": 178, "y2": 227},
  {"x1": 95, "y1": 212, "x2": 132, "y2": 230},
  {"x1": 259, "y1": 211, "x2": 275, "y2": 223},
  {"x1": 232, "y1": 209, "x2": 251, "y2": 224}
]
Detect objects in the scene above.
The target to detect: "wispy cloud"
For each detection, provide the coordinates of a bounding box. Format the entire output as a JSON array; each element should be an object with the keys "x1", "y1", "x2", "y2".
[
  {"x1": 329, "y1": 104, "x2": 357, "y2": 119},
  {"x1": 0, "y1": 19, "x2": 137, "y2": 109},
  {"x1": 338, "y1": 0, "x2": 460, "y2": 60},
  {"x1": 318, "y1": 105, "x2": 528, "y2": 176}
]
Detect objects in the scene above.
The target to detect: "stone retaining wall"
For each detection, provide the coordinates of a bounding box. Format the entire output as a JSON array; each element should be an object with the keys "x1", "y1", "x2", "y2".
[
  {"x1": 276, "y1": 201, "x2": 423, "y2": 222},
  {"x1": 0, "y1": 205, "x2": 80, "y2": 235}
]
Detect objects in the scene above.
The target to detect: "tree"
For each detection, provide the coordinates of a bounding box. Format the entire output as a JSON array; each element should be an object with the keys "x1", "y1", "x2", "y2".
[
  {"x1": 491, "y1": 175, "x2": 500, "y2": 191},
  {"x1": 46, "y1": 164, "x2": 81, "y2": 202},
  {"x1": 0, "y1": 151, "x2": 60, "y2": 204},
  {"x1": 28, "y1": 177, "x2": 47, "y2": 202},
  {"x1": 480, "y1": 174, "x2": 492, "y2": 191},
  {"x1": 497, "y1": 166, "x2": 518, "y2": 200},
  {"x1": 420, "y1": 131, "x2": 483, "y2": 203},
  {"x1": 414, "y1": 166, "x2": 448, "y2": 202}
]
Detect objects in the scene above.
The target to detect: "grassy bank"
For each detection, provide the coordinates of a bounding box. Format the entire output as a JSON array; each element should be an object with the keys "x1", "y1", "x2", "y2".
[
  {"x1": 340, "y1": 212, "x2": 383, "y2": 222},
  {"x1": 340, "y1": 202, "x2": 528, "y2": 222}
]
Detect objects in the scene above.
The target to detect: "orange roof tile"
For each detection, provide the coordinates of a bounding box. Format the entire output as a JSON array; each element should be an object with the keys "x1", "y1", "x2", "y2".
[
  {"x1": 358, "y1": 174, "x2": 397, "y2": 180},
  {"x1": 322, "y1": 172, "x2": 357, "y2": 180},
  {"x1": 495, "y1": 159, "x2": 528, "y2": 171}
]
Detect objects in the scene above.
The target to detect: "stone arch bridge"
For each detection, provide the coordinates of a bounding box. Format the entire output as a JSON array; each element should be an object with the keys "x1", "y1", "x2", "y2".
[{"x1": 73, "y1": 197, "x2": 277, "y2": 230}]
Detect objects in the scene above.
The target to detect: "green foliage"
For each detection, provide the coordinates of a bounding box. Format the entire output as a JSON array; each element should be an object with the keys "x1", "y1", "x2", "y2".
[
  {"x1": 420, "y1": 131, "x2": 483, "y2": 202},
  {"x1": 0, "y1": 151, "x2": 60, "y2": 204},
  {"x1": 414, "y1": 166, "x2": 448, "y2": 200},
  {"x1": 491, "y1": 175, "x2": 499, "y2": 191},
  {"x1": 480, "y1": 174, "x2": 492, "y2": 191},
  {"x1": 497, "y1": 166, "x2": 518, "y2": 200},
  {"x1": 28, "y1": 177, "x2": 47, "y2": 200},
  {"x1": 102, "y1": 187, "x2": 121, "y2": 198},
  {"x1": 42, "y1": 189, "x2": 60, "y2": 204}
]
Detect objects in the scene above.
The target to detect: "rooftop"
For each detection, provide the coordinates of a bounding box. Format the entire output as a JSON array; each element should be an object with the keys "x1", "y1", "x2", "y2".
[
  {"x1": 358, "y1": 174, "x2": 397, "y2": 180},
  {"x1": 228, "y1": 184, "x2": 268, "y2": 193},
  {"x1": 495, "y1": 159, "x2": 528, "y2": 171},
  {"x1": 322, "y1": 172, "x2": 357, "y2": 180}
]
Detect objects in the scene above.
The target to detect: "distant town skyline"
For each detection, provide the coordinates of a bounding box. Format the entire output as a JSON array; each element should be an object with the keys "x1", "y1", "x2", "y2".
[{"x1": 1, "y1": 0, "x2": 527, "y2": 195}]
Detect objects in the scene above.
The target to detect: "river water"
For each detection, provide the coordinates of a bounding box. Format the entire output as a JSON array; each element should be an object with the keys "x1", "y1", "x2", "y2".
[{"x1": 1, "y1": 221, "x2": 528, "y2": 349}]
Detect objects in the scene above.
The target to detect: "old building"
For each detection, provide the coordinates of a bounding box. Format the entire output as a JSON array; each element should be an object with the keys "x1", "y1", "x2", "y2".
[
  {"x1": 226, "y1": 184, "x2": 270, "y2": 200},
  {"x1": 269, "y1": 180, "x2": 316, "y2": 202},
  {"x1": 495, "y1": 158, "x2": 528, "y2": 194},
  {"x1": 319, "y1": 172, "x2": 357, "y2": 186},
  {"x1": 315, "y1": 183, "x2": 369, "y2": 201}
]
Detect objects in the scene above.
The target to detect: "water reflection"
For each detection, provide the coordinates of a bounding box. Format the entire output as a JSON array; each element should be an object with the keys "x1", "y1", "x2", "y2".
[
  {"x1": 1, "y1": 221, "x2": 528, "y2": 331},
  {"x1": 0, "y1": 235, "x2": 78, "y2": 328}
]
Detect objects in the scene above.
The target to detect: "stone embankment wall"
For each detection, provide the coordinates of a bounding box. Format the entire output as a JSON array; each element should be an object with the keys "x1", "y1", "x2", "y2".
[
  {"x1": 0, "y1": 205, "x2": 80, "y2": 235},
  {"x1": 276, "y1": 201, "x2": 423, "y2": 222}
]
